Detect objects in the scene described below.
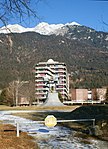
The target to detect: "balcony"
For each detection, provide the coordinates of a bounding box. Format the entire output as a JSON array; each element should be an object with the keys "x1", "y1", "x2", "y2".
[
  {"x1": 36, "y1": 92, "x2": 47, "y2": 96},
  {"x1": 35, "y1": 79, "x2": 44, "y2": 82}
]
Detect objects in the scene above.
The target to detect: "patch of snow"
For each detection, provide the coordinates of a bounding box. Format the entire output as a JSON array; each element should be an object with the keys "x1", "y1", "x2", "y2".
[
  {"x1": 61, "y1": 40, "x2": 65, "y2": 43},
  {"x1": 0, "y1": 39, "x2": 3, "y2": 43},
  {"x1": 72, "y1": 37, "x2": 77, "y2": 40},
  {"x1": 66, "y1": 22, "x2": 81, "y2": 26},
  {"x1": 88, "y1": 36, "x2": 91, "y2": 39},
  {"x1": 97, "y1": 35, "x2": 101, "y2": 38},
  {"x1": 105, "y1": 36, "x2": 108, "y2": 41}
]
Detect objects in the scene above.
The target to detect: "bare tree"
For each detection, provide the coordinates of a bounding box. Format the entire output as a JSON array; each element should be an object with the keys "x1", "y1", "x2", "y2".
[
  {"x1": 6, "y1": 81, "x2": 16, "y2": 105},
  {"x1": 0, "y1": 0, "x2": 42, "y2": 26},
  {"x1": 4, "y1": 80, "x2": 29, "y2": 106},
  {"x1": 19, "y1": 80, "x2": 35, "y2": 105}
]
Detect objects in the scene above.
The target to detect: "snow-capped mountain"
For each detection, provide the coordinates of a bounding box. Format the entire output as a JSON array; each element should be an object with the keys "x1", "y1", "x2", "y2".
[
  {"x1": 0, "y1": 24, "x2": 27, "y2": 33},
  {"x1": 0, "y1": 22, "x2": 81, "y2": 35},
  {"x1": 34, "y1": 22, "x2": 64, "y2": 35},
  {"x1": 0, "y1": 21, "x2": 108, "y2": 89}
]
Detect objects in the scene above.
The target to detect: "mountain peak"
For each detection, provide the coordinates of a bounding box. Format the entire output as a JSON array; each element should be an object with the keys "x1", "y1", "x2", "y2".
[
  {"x1": 0, "y1": 24, "x2": 26, "y2": 33},
  {"x1": 34, "y1": 22, "x2": 64, "y2": 35},
  {"x1": 66, "y1": 22, "x2": 81, "y2": 26},
  {"x1": 0, "y1": 21, "x2": 81, "y2": 35}
]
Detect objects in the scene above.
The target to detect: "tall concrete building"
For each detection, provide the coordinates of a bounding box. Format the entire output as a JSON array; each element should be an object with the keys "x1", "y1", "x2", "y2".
[{"x1": 35, "y1": 59, "x2": 69, "y2": 103}]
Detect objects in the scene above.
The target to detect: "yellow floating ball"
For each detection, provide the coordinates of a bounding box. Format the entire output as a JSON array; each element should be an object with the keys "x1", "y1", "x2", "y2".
[{"x1": 45, "y1": 115, "x2": 57, "y2": 128}]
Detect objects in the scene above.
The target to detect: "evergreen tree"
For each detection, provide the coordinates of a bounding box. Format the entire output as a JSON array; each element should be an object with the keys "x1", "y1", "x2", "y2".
[{"x1": 0, "y1": 89, "x2": 12, "y2": 105}]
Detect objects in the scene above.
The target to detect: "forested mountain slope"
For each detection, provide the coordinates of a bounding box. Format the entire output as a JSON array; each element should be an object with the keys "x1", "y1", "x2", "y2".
[{"x1": 0, "y1": 27, "x2": 108, "y2": 88}]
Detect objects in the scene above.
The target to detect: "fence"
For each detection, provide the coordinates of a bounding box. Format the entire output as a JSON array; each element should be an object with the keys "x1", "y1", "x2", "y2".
[
  {"x1": 63, "y1": 100, "x2": 101, "y2": 105},
  {"x1": 1, "y1": 117, "x2": 95, "y2": 137}
]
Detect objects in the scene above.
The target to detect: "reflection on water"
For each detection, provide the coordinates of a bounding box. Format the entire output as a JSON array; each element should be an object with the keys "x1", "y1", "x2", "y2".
[{"x1": 0, "y1": 112, "x2": 108, "y2": 149}]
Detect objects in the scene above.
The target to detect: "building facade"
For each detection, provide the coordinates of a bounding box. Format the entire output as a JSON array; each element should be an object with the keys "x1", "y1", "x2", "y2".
[
  {"x1": 35, "y1": 59, "x2": 69, "y2": 103},
  {"x1": 70, "y1": 88, "x2": 107, "y2": 102},
  {"x1": 71, "y1": 89, "x2": 88, "y2": 101}
]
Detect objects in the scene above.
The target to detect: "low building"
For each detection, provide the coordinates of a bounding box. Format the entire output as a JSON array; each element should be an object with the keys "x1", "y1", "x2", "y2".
[
  {"x1": 18, "y1": 97, "x2": 30, "y2": 106},
  {"x1": 71, "y1": 89, "x2": 88, "y2": 101},
  {"x1": 70, "y1": 88, "x2": 107, "y2": 102}
]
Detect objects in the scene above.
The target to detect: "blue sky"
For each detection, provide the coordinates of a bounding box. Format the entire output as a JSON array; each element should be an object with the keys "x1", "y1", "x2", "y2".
[
  {"x1": 1, "y1": 0, "x2": 108, "y2": 31},
  {"x1": 36, "y1": 0, "x2": 108, "y2": 31}
]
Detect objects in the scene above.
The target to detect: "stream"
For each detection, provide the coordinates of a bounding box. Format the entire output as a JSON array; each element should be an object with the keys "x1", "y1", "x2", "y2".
[{"x1": 0, "y1": 111, "x2": 108, "y2": 149}]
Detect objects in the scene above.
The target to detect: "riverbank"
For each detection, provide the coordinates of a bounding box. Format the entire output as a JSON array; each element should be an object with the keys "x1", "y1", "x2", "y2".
[
  {"x1": 0, "y1": 123, "x2": 39, "y2": 149},
  {"x1": 61, "y1": 105, "x2": 108, "y2": 142},
  {"x1": 13, "y1": 105, "x2": 108, "y2": 142}
]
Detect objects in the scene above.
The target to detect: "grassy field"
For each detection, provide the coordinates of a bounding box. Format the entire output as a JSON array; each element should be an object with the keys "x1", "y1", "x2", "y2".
[{"x1": 0, "y1": 105, "x2": 79, "y2": 111}]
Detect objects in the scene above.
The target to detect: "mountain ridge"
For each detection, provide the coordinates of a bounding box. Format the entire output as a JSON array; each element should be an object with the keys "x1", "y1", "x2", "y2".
[{"x1": 0, "y1": 22, "x2": 81, "y2": 35}]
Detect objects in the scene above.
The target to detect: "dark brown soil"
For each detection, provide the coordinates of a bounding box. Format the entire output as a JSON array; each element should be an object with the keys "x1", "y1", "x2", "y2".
[{"x1": 0, "y1": 124, "x2": 39, "y2": 149}]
